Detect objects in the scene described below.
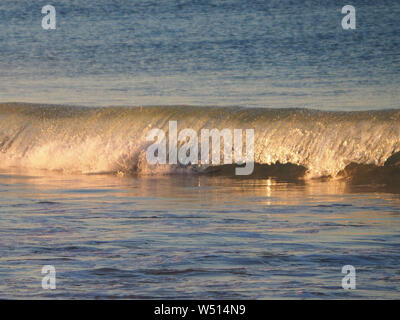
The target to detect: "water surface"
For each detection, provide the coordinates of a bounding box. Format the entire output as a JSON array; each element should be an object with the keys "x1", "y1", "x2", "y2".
[
  {"x1": 1, "y1": 170, "x2": 399, "y2": 299},
  {"x1": 0, "y1": 0, "x2": 399, "y2": 110}
]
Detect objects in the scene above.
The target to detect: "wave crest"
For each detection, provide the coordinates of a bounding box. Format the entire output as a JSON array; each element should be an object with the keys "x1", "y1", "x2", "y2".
[{"x1": 1, "y1": 103, "x2": 400, "y2": 179}]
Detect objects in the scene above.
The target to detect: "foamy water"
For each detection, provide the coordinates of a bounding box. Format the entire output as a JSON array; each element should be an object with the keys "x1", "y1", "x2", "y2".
[{"x1": 1, "y1": 103, "x2": 400, "y2": 178}]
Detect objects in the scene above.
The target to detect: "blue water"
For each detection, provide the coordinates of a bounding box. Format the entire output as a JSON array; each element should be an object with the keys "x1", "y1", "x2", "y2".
[
  {"x1": 0, "y1": 0, "x2": 399, "y2": 109},
  {"x1": 1, "y1": 171, "x2": 400, "y2": 299},
  {"x1": 1, "y1": 1, "x2": 400, "y2": 299}
]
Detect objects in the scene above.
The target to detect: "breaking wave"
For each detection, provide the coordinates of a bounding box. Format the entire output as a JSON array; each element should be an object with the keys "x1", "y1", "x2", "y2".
[{"x1": 1, "y1": 103, "x2": 400, "y2": 180}]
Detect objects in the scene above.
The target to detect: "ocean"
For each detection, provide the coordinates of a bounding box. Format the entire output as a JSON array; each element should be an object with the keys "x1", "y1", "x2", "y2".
[{"x1": 0, "y1": 0, "x2": 400, "y2": 299}]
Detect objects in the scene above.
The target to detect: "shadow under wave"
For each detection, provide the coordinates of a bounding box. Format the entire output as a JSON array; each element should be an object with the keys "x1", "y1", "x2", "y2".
[
  {"x1": 199, "y1": 162, "x2": 307, "y2": 183},
  {"x1": 337, "y1": 151, "x2": 400, "y2": 192},
  {"x1": 197, "y1": 151, "x2": 400, "y2": 191}
]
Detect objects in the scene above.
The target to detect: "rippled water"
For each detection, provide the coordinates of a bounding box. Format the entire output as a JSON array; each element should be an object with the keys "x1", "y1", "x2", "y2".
[
  {"x1": 1, "y1": 170, "x2": 399, "y2": 299},
  {"x1": 1, "y1": 0, "x2": 400, "y2": 300}
]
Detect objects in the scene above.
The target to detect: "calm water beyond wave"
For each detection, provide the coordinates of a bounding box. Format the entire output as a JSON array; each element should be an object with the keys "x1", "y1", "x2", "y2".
[{"x1": 1, "y1": 0, "x2": 400, "y2": 109}]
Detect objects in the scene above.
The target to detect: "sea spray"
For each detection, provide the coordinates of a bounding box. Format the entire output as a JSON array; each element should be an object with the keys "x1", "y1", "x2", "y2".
[{"x1": 1, "y1": 103, "x2": 400, "y2": 178}]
